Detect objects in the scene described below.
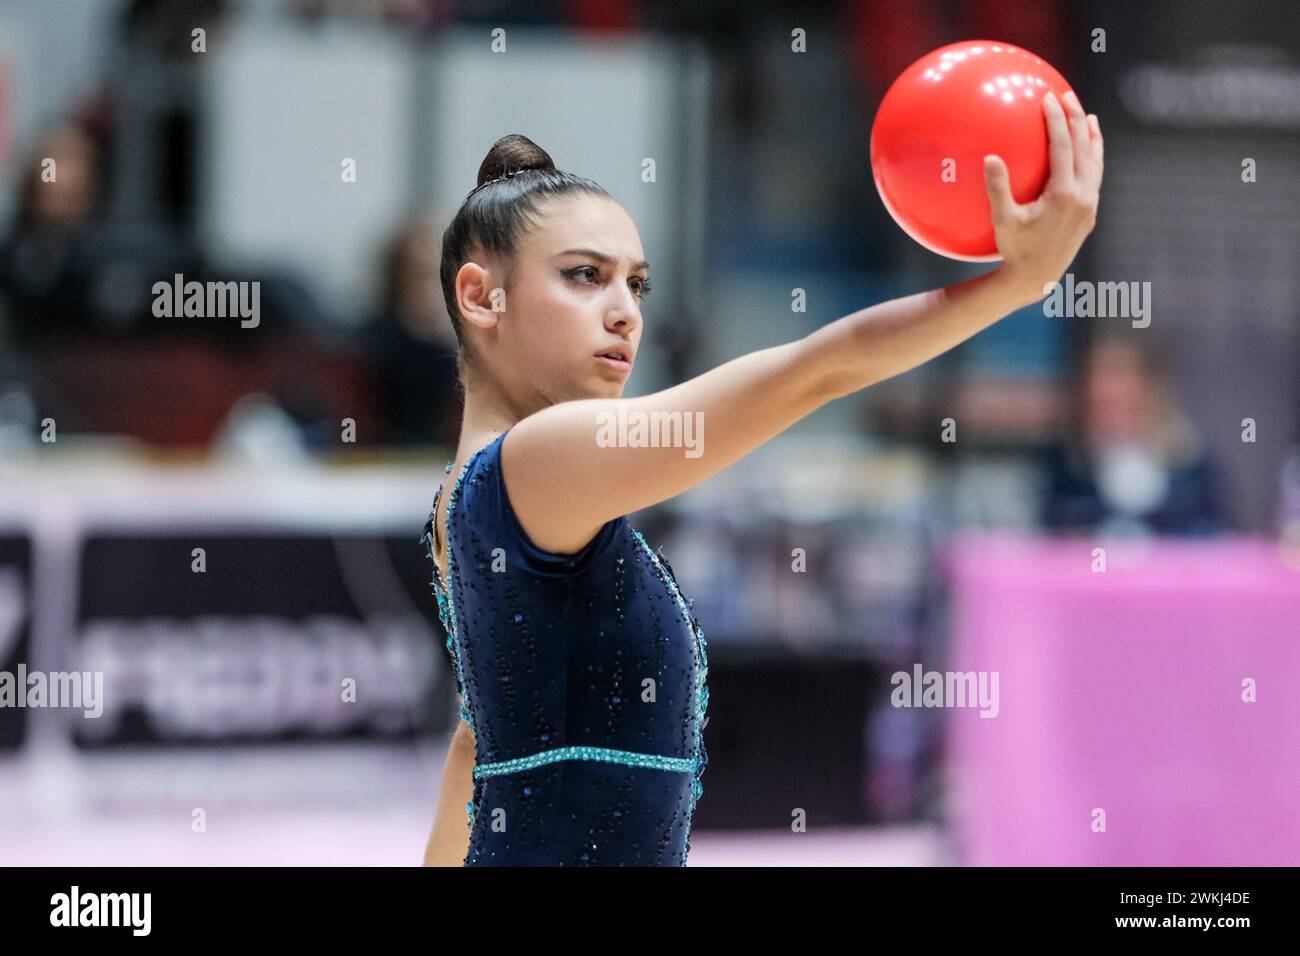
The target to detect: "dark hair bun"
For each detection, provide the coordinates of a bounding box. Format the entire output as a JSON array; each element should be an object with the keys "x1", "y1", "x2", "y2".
[{"x1": 476, "y1": 134, "x2": 555, "y2": 188}]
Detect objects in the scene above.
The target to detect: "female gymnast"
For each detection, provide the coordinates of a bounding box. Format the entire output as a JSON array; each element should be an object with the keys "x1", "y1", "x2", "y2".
[{"x1": 422, "y1": 90, "x2": 1103, "y2": 866}]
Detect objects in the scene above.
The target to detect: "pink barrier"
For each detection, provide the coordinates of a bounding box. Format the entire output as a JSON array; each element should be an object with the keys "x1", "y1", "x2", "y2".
[{"x1": 943, "y1": 535, "x2": 1300, "y2": 866}]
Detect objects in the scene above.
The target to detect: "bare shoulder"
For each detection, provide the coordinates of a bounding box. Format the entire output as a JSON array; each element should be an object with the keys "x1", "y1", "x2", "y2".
[{"x1": 501, "y1": 414, "x2": 609, "y2": 556}]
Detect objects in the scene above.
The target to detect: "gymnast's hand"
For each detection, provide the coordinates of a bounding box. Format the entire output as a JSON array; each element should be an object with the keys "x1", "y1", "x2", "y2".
[{"x1": 982, "y1": 89, "x2": 1103, "y2": 303}]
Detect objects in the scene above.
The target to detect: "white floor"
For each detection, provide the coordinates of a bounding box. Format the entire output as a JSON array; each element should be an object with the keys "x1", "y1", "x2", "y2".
[{"x1": 0, "y1": 743, "x2": 949, "y2": 867}]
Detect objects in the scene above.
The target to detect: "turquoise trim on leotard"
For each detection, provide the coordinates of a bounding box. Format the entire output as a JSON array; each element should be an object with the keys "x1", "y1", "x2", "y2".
[
  {"x1": 630, "y1": 528, "x2": 710, "y2": 866},
  {"x1": 473, "y1": 745, "x2": 700, "y2": 780}
]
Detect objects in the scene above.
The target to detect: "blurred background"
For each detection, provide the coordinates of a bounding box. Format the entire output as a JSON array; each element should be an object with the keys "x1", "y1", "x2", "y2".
[{"x1": 1, "y1": 0, "x2": 1298, "y2": 866}]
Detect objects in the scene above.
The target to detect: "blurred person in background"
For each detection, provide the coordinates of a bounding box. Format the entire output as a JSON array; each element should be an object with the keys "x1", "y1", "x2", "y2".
[
  {"x1": 1040, "y1": 334, "x2": 1228, "y2": 536},
  {"x1": 0, "y1": 123, "x2": 105, "y2": 348},
  {"x1": 363, "y1": 212, "x2": 463, "y2": 449}
]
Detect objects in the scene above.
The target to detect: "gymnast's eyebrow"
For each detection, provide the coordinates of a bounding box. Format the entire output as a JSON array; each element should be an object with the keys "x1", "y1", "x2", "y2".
[{"x1": 556, "y1": 248, "x2": 650, "y2": 272}]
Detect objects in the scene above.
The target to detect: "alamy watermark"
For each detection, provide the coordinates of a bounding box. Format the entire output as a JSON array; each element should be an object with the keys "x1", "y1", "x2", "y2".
[
  {"x1": 152, "y1": 273, "x2": 260, "y2": 328},
  {"x1": 891, "y1": 664, "x2": 999, "y2": 717},
  {"x1": 1042, "y1": 272, "x2": 1151, "y2": 328},
  {"x1": 0, "y1": 664, "x2": 103, "y2": 718},
  {"x1": 595, "y1": 408, "x2": 704, "y2": 458},
  {"x1": 50, "y1": 886, "x2": 150, "y2": 936}
]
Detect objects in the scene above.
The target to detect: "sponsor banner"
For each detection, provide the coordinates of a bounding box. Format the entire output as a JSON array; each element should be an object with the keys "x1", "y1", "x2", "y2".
[{"x1": 70, "y1": 532, "x2": 448, "y2": 747}]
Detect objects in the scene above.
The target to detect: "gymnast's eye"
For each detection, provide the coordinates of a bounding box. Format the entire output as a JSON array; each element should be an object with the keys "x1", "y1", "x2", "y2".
[
  {"x1": 564, "y1": 265, "x2": 600, "y2": 285},
  {"x1": 631, "y1": 276, "x2": 652, "y2": 298}
]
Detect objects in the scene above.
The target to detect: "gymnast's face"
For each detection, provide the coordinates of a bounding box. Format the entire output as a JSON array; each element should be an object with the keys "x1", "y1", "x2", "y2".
[{"x1": 463, "y1": 193, "x2": 649, "y2": 405}]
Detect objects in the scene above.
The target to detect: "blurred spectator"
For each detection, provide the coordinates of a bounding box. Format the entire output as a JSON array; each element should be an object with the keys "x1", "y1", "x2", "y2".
[
  {"x1": 1040, "y1": 335, "x2": 1228, "y2": 536},
  {"x1": 361, "y1": 212, "x2": 462, "y2": 449},
  {"x1": 0, "y1": 124, "x2": 105, "y2": 347}
]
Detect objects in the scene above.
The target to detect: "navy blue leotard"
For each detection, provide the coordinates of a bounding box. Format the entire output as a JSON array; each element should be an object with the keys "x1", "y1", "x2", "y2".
[{"x1": 420, "y1": 427, "x2": 709, "y2": 866}]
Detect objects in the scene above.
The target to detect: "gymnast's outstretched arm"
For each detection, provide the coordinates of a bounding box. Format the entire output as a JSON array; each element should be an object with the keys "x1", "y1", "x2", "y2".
[{"x1": 501, "y1": 91, "x2": 1103, "y2": 556}]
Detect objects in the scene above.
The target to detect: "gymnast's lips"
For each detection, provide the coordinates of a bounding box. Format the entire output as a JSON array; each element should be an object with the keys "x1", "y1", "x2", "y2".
[{"x1": 595, "y1": 346, "x2": 633, "y2": 372}]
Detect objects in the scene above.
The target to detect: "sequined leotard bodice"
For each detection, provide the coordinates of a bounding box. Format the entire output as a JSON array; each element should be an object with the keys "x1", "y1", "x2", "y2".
[{"x1": 420, "y1": 427, "x2": 709, "y2": 866}]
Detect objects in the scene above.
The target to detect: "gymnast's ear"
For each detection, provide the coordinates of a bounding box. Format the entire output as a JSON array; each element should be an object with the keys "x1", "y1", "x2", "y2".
[{"x1": 455, "y1": 259, "x2": 505, "y2": 332}]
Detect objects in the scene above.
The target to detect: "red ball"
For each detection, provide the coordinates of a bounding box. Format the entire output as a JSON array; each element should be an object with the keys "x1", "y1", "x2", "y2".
[{"x1": 870, "y1": 40, "x2": 1075, "y2": 261}]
